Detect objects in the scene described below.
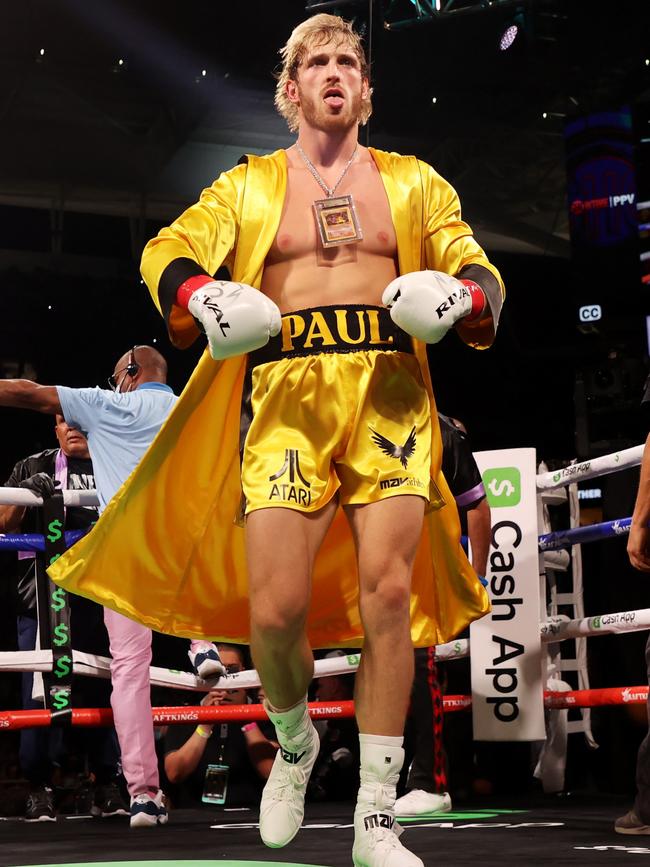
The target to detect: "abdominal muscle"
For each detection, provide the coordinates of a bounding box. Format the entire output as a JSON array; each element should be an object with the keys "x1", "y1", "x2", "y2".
[{"x1": 261, "y1": 251, "x2": 399, "y2": 313}]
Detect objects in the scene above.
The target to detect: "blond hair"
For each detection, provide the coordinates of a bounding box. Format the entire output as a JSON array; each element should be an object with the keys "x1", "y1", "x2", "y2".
[{"x1": 275, "y1": 13, "x2": 372, "y2": 132}]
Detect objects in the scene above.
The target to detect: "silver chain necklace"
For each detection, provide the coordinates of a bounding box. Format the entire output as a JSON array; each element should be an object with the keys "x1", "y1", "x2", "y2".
[{"x1": 296, "y1": 142, "x2": 358, "y2": 198}]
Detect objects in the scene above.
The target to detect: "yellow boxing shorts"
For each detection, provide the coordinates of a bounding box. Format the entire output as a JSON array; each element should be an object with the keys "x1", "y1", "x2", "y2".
[{"x1": 241, "y1": 304, "x2": 434, "y2": 514}]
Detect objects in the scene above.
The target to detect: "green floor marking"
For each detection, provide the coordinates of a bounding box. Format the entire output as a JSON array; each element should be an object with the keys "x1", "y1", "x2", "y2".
[{"x1": 397, "y1": 808, "x2": 529, "y2": 823}]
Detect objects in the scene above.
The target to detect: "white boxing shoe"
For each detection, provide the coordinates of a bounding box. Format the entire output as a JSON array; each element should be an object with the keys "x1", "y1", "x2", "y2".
[
  {"x1": 259, "y1": 718, "x2": 320, "y2": 848},
  {"x1": 353, "y1": 811, "x2": 424, "y2": 867},
  {"x1": 394, "y1": 789, "x2": 452, "y2": 816}
]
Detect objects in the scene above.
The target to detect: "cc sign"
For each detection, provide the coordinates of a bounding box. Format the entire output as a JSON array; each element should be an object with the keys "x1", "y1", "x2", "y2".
[{"x1": 579, "y1": 304, "x2": 602, "y2": 323}]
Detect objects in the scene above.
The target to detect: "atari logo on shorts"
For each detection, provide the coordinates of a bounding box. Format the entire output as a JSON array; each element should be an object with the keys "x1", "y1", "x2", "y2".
[{"x1": 269, "y1": 448, "x2": 312, "y2": 506}]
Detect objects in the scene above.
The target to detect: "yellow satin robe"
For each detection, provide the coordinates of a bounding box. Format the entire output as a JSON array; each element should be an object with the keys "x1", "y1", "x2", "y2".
[{"x1": 48, "y1": 147, "x2": 504, "y2": 648}]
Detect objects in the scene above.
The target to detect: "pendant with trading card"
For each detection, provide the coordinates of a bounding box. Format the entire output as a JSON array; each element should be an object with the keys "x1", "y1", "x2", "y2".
[{"x1": 313, "y1": 194, "x2": 363, "y2": 248}]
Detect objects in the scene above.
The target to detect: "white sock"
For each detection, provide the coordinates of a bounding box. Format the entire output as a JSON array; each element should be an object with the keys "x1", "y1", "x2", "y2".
[
  {"x1": 360, "y1": 733, "x2": 404, "y2": 749},
  {"x1": 359, "y1": 733, "x2": 405, "y2": 779},
  {"x1": 264, "y1": 697, "x2": 311, "y2": 744}
]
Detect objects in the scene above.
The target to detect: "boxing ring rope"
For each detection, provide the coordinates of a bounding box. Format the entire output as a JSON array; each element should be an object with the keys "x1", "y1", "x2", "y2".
[
  {"x1": 3, "y1": 605, "x2": 649, "y2": 682},
  {"x1": 0, "y1": 516, "x2": 637, "y2": 555},
  {"x1": 535, "y1": 440, "x2": 645, "y2": 792},
  {"x1": 0, "y1": 529, "x2": 88, "y2": 552},
  {"x1": 1, "y1": 687, "x2": 647, "y2": 732},
  {"x1": 0, "y1": 489, "x2": 98, "y2": 507},
  {"x1": 539, "y1": 518, "x2": 631, "y2": 551},
  {"x1": 535, "y1": 444, "x2": 644, "y2": 490},
  {"x1": 0, "y1": 442, "x2": 647, "y2": 736}
]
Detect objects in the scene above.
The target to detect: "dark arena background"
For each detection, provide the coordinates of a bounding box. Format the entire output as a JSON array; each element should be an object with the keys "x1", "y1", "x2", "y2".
[{"x1": 2, "y1": 1, "x2": 650, "y2": 865}]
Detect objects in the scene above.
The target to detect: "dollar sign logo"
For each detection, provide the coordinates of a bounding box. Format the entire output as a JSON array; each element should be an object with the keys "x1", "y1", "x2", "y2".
[
  {"x1": 52, "y1": 690, "x2": 70, "y2": 710},
  {"x1": 54, "y1": 655, "x2": 71, "y2": 679},
  {"x1": 488, "y1": 478, "x2": 515, "y2": 499},
  {"x1": 483, "y1": 468, "x2": 521, "y2": 508},
  {"x1": 47, "y1": 519, "x2": 63, "y2": 543},
  {"x1": 346, "y1": 654, "x2": 360, "y2": 667},
  {"x1": 50, "y1": 587, "x2": 67, "y2": 612},
  {"x1": 53, "y1": 624, "x2": 69, "y2": 647}
]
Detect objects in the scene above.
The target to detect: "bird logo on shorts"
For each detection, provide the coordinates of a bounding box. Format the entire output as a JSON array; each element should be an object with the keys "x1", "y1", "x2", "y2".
[{"x1": 369, "y1": 426, "x2": 416, "y2": 469}]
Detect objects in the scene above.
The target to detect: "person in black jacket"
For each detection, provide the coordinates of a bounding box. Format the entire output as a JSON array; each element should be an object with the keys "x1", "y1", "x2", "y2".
[
  {"x1": 396, "y1": 414, "x2": 491, "y2": 817},
  {"x1": 0, "y1": 415, "x2": 122, "y2": 822}
]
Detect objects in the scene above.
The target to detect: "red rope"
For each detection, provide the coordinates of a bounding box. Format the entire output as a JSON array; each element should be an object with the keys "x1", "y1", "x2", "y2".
[
  {"x1": 543, "y1": 685, "x2": 648, "y2": 709},
  {"x1": 1, "y1": 688, "x2": 646, "y2": 730}
]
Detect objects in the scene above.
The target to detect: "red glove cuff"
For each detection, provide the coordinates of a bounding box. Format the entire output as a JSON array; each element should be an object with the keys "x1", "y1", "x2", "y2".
[
  {"x1": 460, "y1": 279, "x2": 486, "y2": 322},
  {"x1": 176, "y1": 275, "x2": 214, "y2": 309}
]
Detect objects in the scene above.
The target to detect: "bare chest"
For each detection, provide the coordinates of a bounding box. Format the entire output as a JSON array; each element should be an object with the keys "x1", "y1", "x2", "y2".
[{"x1": 267, "y1": 162, "x2": 397, "y2": 264}]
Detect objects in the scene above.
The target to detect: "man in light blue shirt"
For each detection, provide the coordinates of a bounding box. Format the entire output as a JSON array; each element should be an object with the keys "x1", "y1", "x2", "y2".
[
  {"x1": 57, "y1": 349, "x2": 177, "y2": 511},
  {"x1": 0, "y1": 345, "x2": 223, "y2": 827}
]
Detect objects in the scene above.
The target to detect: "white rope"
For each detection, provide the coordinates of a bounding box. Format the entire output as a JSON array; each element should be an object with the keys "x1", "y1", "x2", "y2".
[
  {"x1": 5, "y1": 610, "x2": 648, "y2": 690},
  {"x1": 540, "y1": 608, "x2": 650, "y2": 641},
  {"x1": 536, "y1": 445, "x2": 643, "y2": 490},
  {"x1": 0, "y1": 488, "x2": 99, "y2": 507},
  {"x1": 0, "y1": 649, "x2": 365, "y2": 692}
]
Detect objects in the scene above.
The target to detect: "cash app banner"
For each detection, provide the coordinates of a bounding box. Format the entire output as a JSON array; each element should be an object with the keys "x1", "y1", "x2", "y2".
[{"x1": 470, "y1": 449, "x2": 545, "y2": 741}]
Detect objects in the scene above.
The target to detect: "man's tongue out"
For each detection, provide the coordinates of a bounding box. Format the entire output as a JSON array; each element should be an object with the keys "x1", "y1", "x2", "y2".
[{"x1": 324, "y1": 91, "x2": 344, "y2": 108}]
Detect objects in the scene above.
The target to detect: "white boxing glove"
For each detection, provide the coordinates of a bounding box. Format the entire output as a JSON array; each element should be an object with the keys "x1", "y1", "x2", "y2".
[
  {"x1": 382, "y1": 270, "x2": 483, "y2": 344},
  {"x1": 187, "y1": 281, "x2": 282, "y2": 360}
]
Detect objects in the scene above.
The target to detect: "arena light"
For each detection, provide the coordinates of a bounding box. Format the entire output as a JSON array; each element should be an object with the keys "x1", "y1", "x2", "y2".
[
  {"x1": 499, "y1": 23, "x2": 519, "y2": 50},
  {"x1": 498, "y1": 8, "x2": 525, "y2": 51}
]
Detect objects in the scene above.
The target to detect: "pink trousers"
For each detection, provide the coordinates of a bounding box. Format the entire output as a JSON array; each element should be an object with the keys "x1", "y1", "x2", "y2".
[{"x1": 103, "y1": 608, "x2": 158, "y2": 798}]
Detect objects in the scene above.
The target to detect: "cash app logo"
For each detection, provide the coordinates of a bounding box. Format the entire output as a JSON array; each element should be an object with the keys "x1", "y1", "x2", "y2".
[{"x1": 483, "y1": 467, "x2": 521, "y2": 507}]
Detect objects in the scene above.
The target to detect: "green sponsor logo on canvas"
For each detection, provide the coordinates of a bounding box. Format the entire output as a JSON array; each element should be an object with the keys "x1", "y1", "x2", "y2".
[{"x1": 483, "y1": 467, "x2": 521, "y2": 507}]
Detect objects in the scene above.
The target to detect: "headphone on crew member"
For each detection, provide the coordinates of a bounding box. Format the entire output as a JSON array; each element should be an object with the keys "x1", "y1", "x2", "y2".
[
  {"x1": 109, "y1": 346, "x2": 141, "y2": 391},
  {"x1": 125, "y1": 346, "x2": 140, "y2": 379}
]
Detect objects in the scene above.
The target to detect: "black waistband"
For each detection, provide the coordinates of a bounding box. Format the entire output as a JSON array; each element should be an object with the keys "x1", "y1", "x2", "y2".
[{"x1": 249, "y1": 304, "x2": 413, "y2": 366}]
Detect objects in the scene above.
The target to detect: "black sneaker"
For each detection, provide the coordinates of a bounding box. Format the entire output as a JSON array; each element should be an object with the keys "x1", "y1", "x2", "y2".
[
  {"x1": 96, "y1": 780, "x2": 129, "y2": 818},
  {"x1": 25, "y1": 786, "x2": 56, "y2": 822}
]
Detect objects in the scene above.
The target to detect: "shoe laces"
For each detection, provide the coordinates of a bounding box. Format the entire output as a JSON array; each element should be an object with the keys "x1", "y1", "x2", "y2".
[
  {"x1": 132, "y1": 792, "x2": 156, "y2": 806},
  {"x1": 365, "y1": 826, "x2": 403, "y2": 851},
  {"x1": 359, "y1": 780, "x2": 396, "y2": 812},
  {"x1": 29, "y1": 788, "x2": 53, "y2": 809},
  {"x1": 269, "y1": 763, "x2": 308, "y2": 802}
]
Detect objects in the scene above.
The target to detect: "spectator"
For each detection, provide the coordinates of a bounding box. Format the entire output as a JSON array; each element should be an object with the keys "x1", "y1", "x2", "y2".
[
  {"x1": 396, "y1": 414, "x2": 491, "y2": 817},
  {"x1": 309, "y1": 650, "x2": 359, "y2": 802},
  {"x1": 0, "y1": 416, "x2": 124, "y2": 821},
  {"x1": 616, "y1": 380, "x2": 650, "y2": 834},
  {"x1": 0, "y1": 345, "x2": 226, "y2": 827},
  {"x1": 164, "y1": 645, "x2": 278, "y2": 808}
]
